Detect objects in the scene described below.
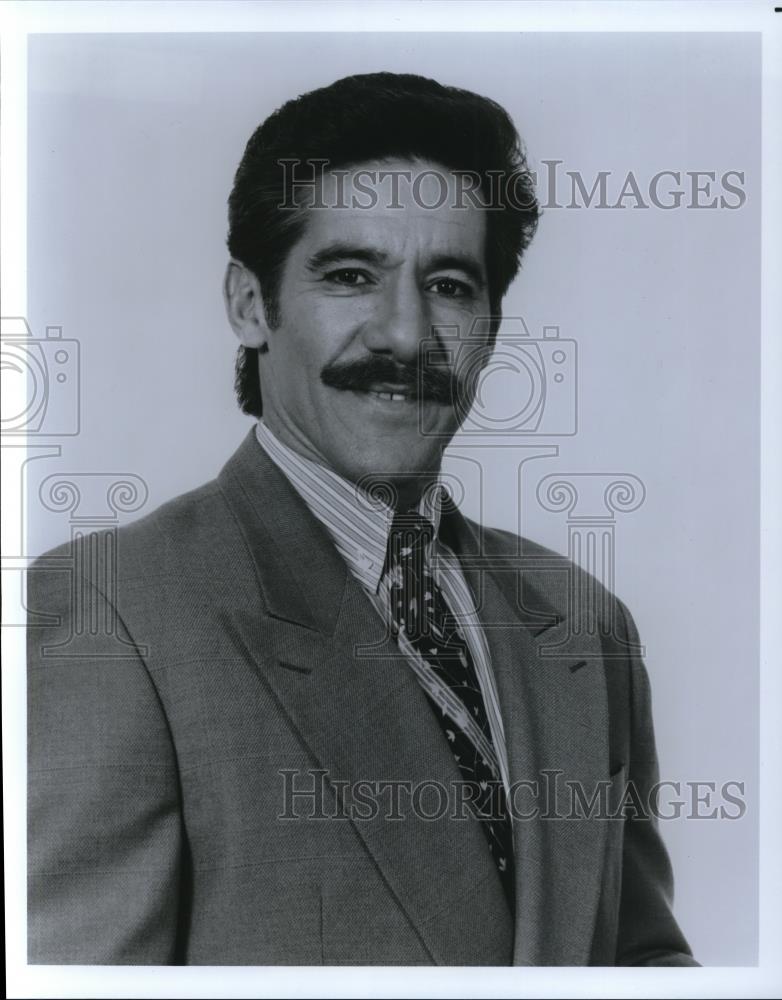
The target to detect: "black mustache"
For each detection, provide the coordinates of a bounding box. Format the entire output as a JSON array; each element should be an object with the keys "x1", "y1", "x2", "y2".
[{"x1": 320, "y1": 356, "x2": 460, "y2": 405}]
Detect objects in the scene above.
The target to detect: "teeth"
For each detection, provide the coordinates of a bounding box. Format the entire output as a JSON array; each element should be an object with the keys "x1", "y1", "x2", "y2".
[{"x1": 369, "y1": 390, "x2": 408, "y2": 402}]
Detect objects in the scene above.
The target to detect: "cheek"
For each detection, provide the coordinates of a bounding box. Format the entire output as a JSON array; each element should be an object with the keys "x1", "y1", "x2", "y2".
[
  {"x1": 310, "y1": 296, "x2": 375, "y2": 339},
  {"x1": 270, "y1": 312, "x2": 327, "y2": 382},
  {"x1": 433, "y1": 294, "x2": 491, "y2": 328},
  {"x1": 282, "y1": 296, "x2": 363, "y2": 365}
]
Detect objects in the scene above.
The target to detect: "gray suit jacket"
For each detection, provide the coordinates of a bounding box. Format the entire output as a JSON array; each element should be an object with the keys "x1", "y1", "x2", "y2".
[{"x1": 27, "y1": 429, "x2": 697, "y2": 966}]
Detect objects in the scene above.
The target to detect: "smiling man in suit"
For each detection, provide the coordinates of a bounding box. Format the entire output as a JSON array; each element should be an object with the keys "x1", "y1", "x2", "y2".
[{"x1": 27, "y1": 72, "x2": 697, "y2": 966}]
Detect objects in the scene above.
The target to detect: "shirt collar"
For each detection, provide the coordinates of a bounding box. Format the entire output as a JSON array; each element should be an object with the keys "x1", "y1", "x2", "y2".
[{"x1": 254, "y1": 420, "x2": 446, "y2": 594}]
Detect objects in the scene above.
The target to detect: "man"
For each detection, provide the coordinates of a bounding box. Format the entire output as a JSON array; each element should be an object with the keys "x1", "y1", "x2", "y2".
[{"x1": 27, "y1": 72, "x2": 697, "y2": 966}]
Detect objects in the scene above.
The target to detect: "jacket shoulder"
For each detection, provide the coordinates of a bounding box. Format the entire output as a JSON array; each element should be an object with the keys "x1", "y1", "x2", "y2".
[
  {"x1": 469, "y1": 517, "x2": 634, "y2": 632},
  {"x1": 30, "y1": 477, "x2": 230, "y2": 582}
]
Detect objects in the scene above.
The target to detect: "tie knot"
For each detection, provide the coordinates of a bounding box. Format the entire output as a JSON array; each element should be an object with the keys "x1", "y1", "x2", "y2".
[{"x1": 388, "y1": 511, "x2": 435, "y2": 566}]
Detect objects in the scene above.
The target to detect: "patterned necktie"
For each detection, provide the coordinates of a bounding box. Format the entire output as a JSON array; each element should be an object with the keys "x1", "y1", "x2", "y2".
[{"x1": 387, "y1": 510, "x2": 515, "y2": 911}]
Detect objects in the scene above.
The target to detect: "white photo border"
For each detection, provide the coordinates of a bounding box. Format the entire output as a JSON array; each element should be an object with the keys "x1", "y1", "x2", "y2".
[{"x1": 2, "y1": 2, "x2": 779, "y2": 997}]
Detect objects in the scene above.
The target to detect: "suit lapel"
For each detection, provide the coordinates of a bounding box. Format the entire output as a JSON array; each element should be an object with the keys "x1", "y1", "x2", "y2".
[
  {"x1": 443, "y1": 508, "x2": 610, "y2": 966},
  {"x1": 216, "y1": 430, "x2": 513, "y2": 965},
  {"x1": 216, "y1": 429, "x2": 609, "y2": 965}
]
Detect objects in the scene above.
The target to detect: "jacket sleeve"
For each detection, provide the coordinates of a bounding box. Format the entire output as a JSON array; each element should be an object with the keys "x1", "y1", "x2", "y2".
[
  {"x1": 613, "y1": 599, "x2": 699, "y2": 966},
  {"x1": 27, "y1": 551, "x2": 184, "y2": 964}
]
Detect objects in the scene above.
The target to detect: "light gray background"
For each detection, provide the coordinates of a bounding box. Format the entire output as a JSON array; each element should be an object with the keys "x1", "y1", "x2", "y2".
[{"x1": 26, "y1": 32, "x2": 760, "y2": 966}]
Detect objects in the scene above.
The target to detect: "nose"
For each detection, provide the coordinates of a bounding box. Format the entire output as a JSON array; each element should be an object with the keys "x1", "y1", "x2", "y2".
[{"x1": 361, "y1": 275, "x2": 430, "y2": 365}]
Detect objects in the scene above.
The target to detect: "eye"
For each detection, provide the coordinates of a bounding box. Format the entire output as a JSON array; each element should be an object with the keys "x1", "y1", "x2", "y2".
[
  {"x1": 429, "y1": 277, "x2": 473, "y2": 298},
  {"x1": 325, "y1": 268, "x2": 371, "y2": 286}
]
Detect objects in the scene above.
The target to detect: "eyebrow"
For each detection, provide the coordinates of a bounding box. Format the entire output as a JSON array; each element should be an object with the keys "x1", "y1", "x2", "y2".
[
  {"x1": 305, "y1": 243, "x2": 388, "y2": 271},
  {"x1": 305, "y1": 243, "x2": 487, "y2": 288}
]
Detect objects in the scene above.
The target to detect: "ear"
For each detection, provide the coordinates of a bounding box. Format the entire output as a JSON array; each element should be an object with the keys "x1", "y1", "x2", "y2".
[{"x1": 223, "y1": 259, "x2": 272, "y2": 349}]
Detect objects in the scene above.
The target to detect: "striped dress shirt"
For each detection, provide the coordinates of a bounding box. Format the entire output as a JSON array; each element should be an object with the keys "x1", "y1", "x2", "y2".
[{"x1": 254, "y1": 420, "x2": 511, "y2": 799}]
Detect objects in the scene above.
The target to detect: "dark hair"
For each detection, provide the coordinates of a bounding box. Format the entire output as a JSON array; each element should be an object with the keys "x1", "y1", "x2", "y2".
[{"x1": 227, "y1": 72, "x2": 540, "y2": 417}]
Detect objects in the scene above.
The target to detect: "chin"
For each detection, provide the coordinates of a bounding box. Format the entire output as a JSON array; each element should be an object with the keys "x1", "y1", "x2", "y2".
[{"x1": 334, "y1": 442, "x2": 442, "y2": 496}]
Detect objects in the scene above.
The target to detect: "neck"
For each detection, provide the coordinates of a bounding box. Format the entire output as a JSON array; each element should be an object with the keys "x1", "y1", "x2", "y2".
[
  {"x1": 359, "y1": 471, "x2": 441, "y2": 514},
  {"x1": 259, "y1": 418, "x2": 444, "y2": 514}
]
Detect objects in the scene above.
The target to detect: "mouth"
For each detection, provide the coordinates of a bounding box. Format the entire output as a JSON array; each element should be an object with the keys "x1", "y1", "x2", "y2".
[
  {"x1": 367, "y1": 389, "x2": 413, "y2": 403},
  {"x1": 354, "y1": 384, "x2": 418, "y2": 404}
]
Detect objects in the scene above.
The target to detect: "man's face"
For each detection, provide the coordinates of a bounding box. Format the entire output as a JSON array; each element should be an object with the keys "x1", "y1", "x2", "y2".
[{"x1": 251, "y1": 158, "x2": 492, "y2": 500}]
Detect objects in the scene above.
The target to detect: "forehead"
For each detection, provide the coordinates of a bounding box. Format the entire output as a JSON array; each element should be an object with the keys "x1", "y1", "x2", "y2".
[{"x1": 294, "y1": 158, "x2": 487, "y2": 261}]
